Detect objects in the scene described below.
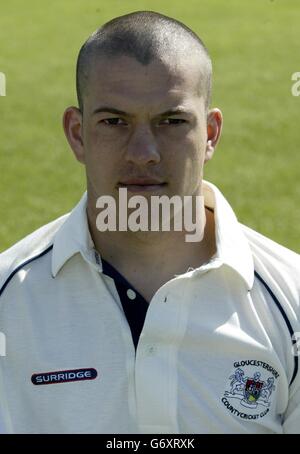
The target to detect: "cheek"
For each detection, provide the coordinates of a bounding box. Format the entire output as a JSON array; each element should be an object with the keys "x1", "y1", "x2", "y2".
[
  {"x1": 84, "y1": 127, "x2": 114, "y2": 164},
  {"x1": 82, "y1": 137, "x2": 116, "y2": 184},
  {"x1": 84, "y1": 125, "x2": 104, "y2": 152},
  {"x1": 172, "y1": 138, "x2": 205, "y2": 189},
  {"x1": 167, "y1": 131, "x2": 204, "y2": 166}
]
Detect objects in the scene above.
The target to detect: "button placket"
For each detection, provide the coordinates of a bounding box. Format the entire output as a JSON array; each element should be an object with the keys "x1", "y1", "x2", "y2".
[{"x1": 134, "y1": 286, "x2": 189, "y2": 434}]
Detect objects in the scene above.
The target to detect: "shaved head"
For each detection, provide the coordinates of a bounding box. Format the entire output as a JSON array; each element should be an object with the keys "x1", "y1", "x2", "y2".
[{"x1": 76, "y1": 11, "x2": 212, "y2": 113}]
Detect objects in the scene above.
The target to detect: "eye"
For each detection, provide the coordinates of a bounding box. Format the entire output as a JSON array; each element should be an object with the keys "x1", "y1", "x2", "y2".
[
  {"x1": 159, "y1": 118, "x2": 187, "y2": 125},
  {"x1": 101, "y1": 118, "x2": 127, "y2": 126}
]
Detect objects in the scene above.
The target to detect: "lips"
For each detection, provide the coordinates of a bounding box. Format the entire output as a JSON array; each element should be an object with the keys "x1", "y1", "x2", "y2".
[{"x1": 118, "y1": 178, "x2": 167, "y2": 192}]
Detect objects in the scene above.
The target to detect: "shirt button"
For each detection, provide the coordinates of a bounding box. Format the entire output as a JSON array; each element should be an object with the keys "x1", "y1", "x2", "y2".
[{"x1": 127, "y1": 289, "x2": 136, "y2": 300}]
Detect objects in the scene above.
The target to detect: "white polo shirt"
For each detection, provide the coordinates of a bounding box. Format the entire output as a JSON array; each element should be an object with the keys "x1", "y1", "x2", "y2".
[{"x1": 0, "y1": 180, "x2": 299, "y2": 434}]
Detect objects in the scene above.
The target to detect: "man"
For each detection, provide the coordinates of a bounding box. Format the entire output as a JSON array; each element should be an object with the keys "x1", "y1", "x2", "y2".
[{"x1": 0, "y1": 11, "x2": 299, "y2": 434}]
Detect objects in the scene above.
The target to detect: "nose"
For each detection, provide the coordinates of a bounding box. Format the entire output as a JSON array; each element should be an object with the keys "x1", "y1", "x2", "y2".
[{"x1": 125, "y1": 126, "x2": 161, "y2": 165}]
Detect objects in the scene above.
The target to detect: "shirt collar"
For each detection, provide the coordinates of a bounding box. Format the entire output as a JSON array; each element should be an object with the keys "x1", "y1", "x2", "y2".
[
  {"x1": 51, "y1": 192, "x2": 99, "y2": 277},
  {"x1": 201, "y1": 180, "x2": 254, "y2": 290},
  {"x1": 51, "y1": 180, "x2": 254, "y2": 290}
]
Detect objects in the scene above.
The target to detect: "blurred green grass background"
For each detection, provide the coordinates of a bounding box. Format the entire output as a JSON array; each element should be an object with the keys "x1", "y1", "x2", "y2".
[{"x1": 0, "y1": 0, "x2": 299, "y2": 252}]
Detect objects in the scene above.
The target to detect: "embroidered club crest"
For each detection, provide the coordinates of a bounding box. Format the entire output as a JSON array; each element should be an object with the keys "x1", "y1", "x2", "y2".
[
  {"x1": 243, "y1": 373, "x2": 264, "y2": 407},
  {"x1": 225, "y1": 368, "x2": 276, "y2": 408},
  {"x1": 222, "y1": 361, "x2": 279, "y2": 420}
]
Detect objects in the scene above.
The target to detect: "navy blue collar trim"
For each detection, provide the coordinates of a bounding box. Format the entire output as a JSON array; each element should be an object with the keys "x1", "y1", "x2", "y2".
[
  {"x1": 0, "y1": 245, "x2": 54, "y2": 298},
  {"x1": 254, "y1": 270, "x2": 298, "y2": 387},
  {"x1": 102, "y1": 258, "x2": 149, "y2": 350}
]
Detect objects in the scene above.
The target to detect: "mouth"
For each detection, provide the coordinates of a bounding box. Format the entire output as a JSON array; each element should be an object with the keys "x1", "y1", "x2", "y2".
[{"x1": 118, "y1": 179, "x2": 167, "y2": 193}]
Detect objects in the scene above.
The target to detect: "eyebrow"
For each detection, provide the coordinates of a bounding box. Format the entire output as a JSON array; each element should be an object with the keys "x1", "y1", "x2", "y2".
[{"x1": 92, "y1": 106, "x2": 193, "y2": 117}]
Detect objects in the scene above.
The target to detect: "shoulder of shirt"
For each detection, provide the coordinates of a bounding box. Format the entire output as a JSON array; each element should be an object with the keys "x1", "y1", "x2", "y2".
[
  {"x1": 240, "y1": 222, "x2": 300, "y2": 311},
  {"x1": 0, "y1": 213, "x2": 70, "y2": 291}
]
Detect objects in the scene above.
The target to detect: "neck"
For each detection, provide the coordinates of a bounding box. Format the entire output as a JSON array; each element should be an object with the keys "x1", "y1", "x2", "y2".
[{"x1": 87, "y1": 199, "x2": 216, "y2": 274}]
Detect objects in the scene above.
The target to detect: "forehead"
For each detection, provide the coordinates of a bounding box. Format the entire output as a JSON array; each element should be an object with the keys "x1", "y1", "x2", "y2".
[{"x1": 86, "y1": 55, "x2": 204, "y2": 112}]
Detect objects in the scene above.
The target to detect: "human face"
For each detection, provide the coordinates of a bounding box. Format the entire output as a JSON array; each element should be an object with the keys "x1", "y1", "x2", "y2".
[{"x1": 64, "y1": 55, "x2": 222, "y2": 204}]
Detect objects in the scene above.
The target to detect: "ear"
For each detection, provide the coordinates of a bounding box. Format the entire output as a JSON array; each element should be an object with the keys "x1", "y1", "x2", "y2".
[
  {"x1": 62, "y1": 106, "x2": 86, "y2": 164},
  {"x1": 204, "y1": 108, "x2": 223, "y2": 163}
]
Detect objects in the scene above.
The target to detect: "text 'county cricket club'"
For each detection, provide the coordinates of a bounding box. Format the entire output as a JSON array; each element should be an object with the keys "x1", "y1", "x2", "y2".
[{"x1": 221, "y1": 360, "x2": 279, "y2": 420}]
